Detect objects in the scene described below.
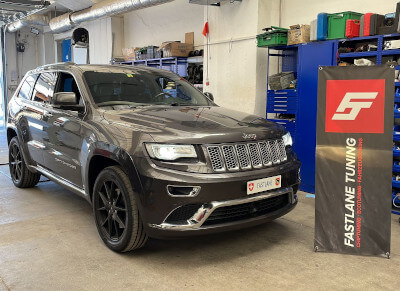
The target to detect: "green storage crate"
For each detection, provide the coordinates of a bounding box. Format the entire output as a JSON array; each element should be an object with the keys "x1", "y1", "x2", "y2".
[
  {"x1": 327, "y1": 11, "x2": 363, "y2": 39},
  {"x1": 257, "y1": 26, "x2": 288, "y2": 47}
]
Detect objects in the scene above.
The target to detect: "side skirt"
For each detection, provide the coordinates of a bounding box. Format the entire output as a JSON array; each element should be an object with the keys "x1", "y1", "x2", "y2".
[{"x1": 30, "y1": 165, "x2": 90, "y2": 202}]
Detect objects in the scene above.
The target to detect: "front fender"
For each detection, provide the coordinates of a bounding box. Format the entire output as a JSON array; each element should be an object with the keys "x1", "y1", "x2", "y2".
[{"x1": 84, "y1": 142, "x2": 144, "y2": 201}]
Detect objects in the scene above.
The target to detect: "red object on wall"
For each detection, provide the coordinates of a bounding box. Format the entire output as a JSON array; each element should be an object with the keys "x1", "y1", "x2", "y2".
[
  {"x1": 202, "y1": 22, "x2": 209, "y2": 37},
  {"x1": 346, "y1": 19, "x2": 360, "y2": 38}
]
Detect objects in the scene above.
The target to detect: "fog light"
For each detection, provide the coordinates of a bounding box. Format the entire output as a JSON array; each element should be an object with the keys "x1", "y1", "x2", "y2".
[{"x1": 167, "y1": 185, "x2": 201, "y2": 197}]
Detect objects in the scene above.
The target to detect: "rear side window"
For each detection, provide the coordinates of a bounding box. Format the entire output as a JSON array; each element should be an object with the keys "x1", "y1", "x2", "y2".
[
  {"x1": 32, "y1": 72, "x2": 57, "y2": 103},
  {"x1": 17, "y1": 74, "x2": 38, "y2": 100}
]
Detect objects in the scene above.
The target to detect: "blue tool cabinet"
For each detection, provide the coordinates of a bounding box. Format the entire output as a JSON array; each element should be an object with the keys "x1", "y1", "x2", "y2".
[{"x1": 267, "y1": 41, "x2": 335, "y2": 194}]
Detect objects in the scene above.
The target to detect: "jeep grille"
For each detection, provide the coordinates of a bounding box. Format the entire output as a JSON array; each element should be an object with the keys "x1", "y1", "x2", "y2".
[{"x1": 206, "y1": 139, "x2": 287, "y2": 172}]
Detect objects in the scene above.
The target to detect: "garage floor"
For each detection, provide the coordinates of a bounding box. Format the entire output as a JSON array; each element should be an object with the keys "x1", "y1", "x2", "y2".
[{"x1": 0, "y1": 130, "x2": 399, "y2": 290}]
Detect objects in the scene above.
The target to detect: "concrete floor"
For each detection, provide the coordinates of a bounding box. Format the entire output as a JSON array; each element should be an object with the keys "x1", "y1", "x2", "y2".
[{"x1": 0, "y1": 131, "x2": 399, "y2": 290}]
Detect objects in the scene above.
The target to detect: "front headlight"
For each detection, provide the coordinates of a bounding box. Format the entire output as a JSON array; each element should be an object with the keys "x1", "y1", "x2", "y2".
[
  {"x1": 145, "y1": 144, "x2": 197, "y2": 161},
  {"x1": 282, "y1": 132, "x2": 293, "y2": 147}
]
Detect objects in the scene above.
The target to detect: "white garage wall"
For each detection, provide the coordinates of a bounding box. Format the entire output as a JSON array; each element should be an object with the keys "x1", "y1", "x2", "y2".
[
  {"x1": 123, "y1": 0, "x2": 204, "y2": 48},
  {"x1": 204, "y1": 0, "x2": 280, "y2": 117},
  {"x1": 281, "y1": 0, "x2": 398, "y2": 27},
  {"x1": 204, "y1": 1, "x2": 259, "y2": 115},
  {"x1": 5, "y1": 28, "x2": 40, "y2": 100}
]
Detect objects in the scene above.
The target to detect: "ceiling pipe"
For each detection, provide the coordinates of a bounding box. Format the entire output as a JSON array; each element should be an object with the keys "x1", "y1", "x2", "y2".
[
  {"x1": 7, "y1": 14, "x2": 49, "y2": 32},
  {"x1": 49, "y1": 0, "x2": 175, "y2": 34}
]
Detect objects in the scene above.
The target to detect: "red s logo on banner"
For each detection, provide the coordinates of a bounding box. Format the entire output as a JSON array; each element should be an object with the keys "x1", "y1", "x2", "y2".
[
  {"x1": 325, "y1": 80, "x2": 386, "y2": 133},
  {"x1": 332, "y1": 92, "x2": 378, "y2": 121}
]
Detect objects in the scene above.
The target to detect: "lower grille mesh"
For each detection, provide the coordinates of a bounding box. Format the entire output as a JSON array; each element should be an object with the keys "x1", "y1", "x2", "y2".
[{"x1": 202, "y1": 194, "x2": 289, "y2": 226}]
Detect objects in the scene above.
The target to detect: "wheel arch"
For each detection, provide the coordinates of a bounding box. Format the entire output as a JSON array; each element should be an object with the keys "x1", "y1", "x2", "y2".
[
  {"x1": 85, "y1": 146, "x2": 143, "y2": 203},
  {"x1": 6, "y1": 124, "x2": 37, "y2": 170},
  {"x1": 7, "y1": 126, "x2": 18, "y2": 144}
]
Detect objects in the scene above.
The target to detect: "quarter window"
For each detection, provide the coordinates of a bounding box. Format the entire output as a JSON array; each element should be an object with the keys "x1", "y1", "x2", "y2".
[{"x1": 17, "y1": 74, "x2": 38, "y2": 100}]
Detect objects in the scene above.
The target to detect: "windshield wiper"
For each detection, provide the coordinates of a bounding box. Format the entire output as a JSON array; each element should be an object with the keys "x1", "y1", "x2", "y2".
[
  {"x1": 169, "y1": 103, "x2": 193, "y2": 106},
  {"x1": 128, "y1": 104, "x2": 152, "y2": 108}
]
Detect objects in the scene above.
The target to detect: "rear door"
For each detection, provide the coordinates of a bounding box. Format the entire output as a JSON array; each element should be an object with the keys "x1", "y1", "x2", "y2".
[
  {"x1": 22, "y1": 72, "x2": 57, "y2": 165},
  {"x1": 41, "y1": 72, "x2": 85, "y2": 187}
]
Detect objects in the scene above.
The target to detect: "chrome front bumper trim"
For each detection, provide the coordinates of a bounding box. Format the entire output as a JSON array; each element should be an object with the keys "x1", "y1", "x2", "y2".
[{"x1": 149, "y1": 187, "x2": 295, "y2": 231}]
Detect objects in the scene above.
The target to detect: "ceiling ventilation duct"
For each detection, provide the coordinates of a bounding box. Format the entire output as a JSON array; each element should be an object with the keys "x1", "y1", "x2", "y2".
[
  {"x1": 49, "y1": 0, "x2": 175, "y2": 33},
  {"x1": 189, "y1": 0, "x2": 241, "y2": 5},
  {"x1": 7, "y1": 14, "x2": 49, "y2": 32}
]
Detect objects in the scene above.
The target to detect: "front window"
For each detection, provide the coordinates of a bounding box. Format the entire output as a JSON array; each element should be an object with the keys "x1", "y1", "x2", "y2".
[{"x1": 83, "y1": 68, "x2": 212, "y2": 109}]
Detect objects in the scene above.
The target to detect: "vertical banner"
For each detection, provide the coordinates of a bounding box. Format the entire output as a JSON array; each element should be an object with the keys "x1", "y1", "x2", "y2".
[{"x1": 314, "y1": 66, "x2": 394, "y2": 257}]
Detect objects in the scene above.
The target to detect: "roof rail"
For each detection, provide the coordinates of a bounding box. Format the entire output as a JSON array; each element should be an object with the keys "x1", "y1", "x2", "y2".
[{"x1": 38, "y1": 62, "x2": 76, "y2": 70}]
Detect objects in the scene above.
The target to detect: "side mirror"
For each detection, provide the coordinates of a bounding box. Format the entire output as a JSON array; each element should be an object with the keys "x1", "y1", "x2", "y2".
[
  {"x1": 52, "y1": 92, "x2": 77, "y2": 105},
  {"x1": 204, "y1": 92, "x2": 214, "y2": 101},
  {"x1": 52, "y1": 92, "x2": 84, "y2": 112}
]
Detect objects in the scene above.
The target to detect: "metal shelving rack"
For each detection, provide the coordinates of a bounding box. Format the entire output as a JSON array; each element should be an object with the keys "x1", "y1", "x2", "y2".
[
  {"x1": 113, "y1": 57, "x2": 189, "y2": 77},
  {"x1": 334, "y1": 33, "x2": 400, "y2": 217},
  {"x1": 266, "y1": 45, "x2": 298, "y2": 142}
]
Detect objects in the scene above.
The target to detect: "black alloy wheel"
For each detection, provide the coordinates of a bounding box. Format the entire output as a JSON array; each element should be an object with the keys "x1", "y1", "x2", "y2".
[
  {"x1": 9, "y1": 141, "x2": 22, "y2": 184},
  {"x1": 8, "y1": 137, "x2": 41, "y2": 188},
  {"x1": 95, "y1": 179, "x2": 128, "y2": 242},
  {"x1": 93, "y1": 166, "x2": 147, "y2": 252}
]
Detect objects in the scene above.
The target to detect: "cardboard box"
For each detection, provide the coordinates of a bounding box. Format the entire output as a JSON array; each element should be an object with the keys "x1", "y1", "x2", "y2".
[
  {"x1": 158, "y1": 42, "x2": 194, "y2": 57},
  {"x1": 287, "y1": 24, "x2": 310, "y2": 45},
  {"x1": 122, "y1": 47, "x2": 139, "y2": 61},
  {"x1": 185, "y1": 32, "x2": 194, "y2": 45},
  {"x1": 157, "y1": 32, "x2": 194, "y2": 57}
]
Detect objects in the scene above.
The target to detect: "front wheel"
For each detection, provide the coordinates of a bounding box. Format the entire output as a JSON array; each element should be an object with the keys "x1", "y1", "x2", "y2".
[
  {"x1": 92, "y1": 166, "x2": 148, "y2": 252},
  {"x1": 8, "y1": 137, "x2": 41, "y2": 188}
]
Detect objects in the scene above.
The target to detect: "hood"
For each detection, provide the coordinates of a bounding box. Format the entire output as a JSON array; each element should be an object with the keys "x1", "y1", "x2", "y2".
[{"x1": 101, "y1": 106, "x2": 286, "y2": 144}]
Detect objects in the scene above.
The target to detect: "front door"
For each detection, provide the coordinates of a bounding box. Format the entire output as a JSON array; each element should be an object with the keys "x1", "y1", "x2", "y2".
[{"x1": 42, "y1": 72, "x2": 85, "y2": 187}]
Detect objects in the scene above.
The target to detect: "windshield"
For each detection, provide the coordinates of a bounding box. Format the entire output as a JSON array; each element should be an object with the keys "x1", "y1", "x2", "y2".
[{"x1": 83, "y1": 68, "x2": 212, "y2": 109}]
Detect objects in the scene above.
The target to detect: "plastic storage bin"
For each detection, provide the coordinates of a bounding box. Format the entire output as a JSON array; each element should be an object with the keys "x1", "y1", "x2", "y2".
[
  {"x1": 363, "y1": 13, "x2": 373, "y2": 36},
  {"x1": 378, "y1": 2, "x2": 400, "y2": 34},
  {"x1": 359, "y1": 15, "x2": 365, "y2": 37},
  {"x1": 146, "y1": 46, "x2": 159, "y2": 59},
  {"x1": 317, "y1": 13, "x2": 329, "y2": 41},
  {"x1": 257, "y1": 26, "x2": 288, "y2": 47},
  {"x1": 370, "y1": 14, "x2": 385, "y2": 35},
  {"x1": 394, "y1": 162, "x2": 400, "y2": 173},
  {"x1": 327, "y1": 11, "x2": 363, "y2": 39},
  {"x1": 346, "y1": 19, "x2": 360, "y2": 38},
  {"x1": 310, "y1": 19, "x2": 317, "y2": 41}
]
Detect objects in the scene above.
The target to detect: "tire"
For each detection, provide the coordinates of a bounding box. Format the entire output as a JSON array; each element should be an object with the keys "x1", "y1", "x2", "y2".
[
  {"x1": 92, "y1": 166, "x2": 148, "y2": 252},
  {"x1": 8, "y1": 137, "x2": 41, "y2": 188}
]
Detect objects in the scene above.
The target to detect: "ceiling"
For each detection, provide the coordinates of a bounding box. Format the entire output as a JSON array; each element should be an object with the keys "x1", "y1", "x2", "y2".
[
  {"x1": 0, "y1": 0, "x2": 99, "y2": 26},
  {"x1": 51, "y1": 0, "x2": 97, "y2": 12}
]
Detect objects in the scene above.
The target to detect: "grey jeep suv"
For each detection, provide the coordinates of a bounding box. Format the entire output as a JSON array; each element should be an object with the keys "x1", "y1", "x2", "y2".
[{"x1": 7, "y1": 63, "x2": 301, "y2": 252}]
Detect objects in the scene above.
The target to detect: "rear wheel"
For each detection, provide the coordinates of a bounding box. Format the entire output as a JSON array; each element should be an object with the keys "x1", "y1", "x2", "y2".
[
  {"x1": 8, "y1": 137, "x2": 41, "y2": 188},
  {"x1": 92, "y1": 166, "x2": 147, "y2": 252}
]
